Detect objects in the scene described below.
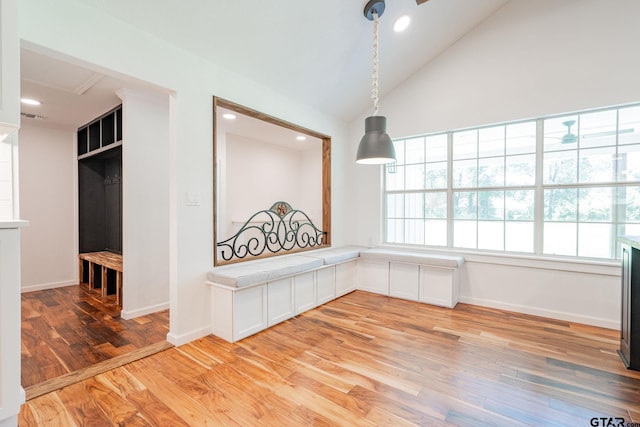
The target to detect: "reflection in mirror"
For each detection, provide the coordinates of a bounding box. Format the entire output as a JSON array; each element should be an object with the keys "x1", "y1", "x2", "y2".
[{"x1": 213, "y1": 97, "x2": 331, "y2": 265}]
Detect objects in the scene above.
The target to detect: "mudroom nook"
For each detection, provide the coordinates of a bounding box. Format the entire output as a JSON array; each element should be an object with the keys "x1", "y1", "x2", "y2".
[{"x1": 77, "y1": 105, "x2": 123, "y2": 305}]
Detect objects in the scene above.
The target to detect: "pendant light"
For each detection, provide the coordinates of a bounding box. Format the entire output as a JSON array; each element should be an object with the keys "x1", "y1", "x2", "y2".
[{"x1": 356, "y1": 0, "x2": 396, "y2": 165}]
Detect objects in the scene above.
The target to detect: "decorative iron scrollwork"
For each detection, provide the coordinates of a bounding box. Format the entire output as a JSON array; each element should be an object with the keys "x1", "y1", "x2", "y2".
[{"x1": 217, "y1": 201, "x2": 326, "y2": 262}]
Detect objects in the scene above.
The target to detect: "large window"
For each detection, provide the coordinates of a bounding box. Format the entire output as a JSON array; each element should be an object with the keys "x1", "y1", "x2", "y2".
[{"x1": 384, "y1": 103, "x2": 640, "y2": 260}]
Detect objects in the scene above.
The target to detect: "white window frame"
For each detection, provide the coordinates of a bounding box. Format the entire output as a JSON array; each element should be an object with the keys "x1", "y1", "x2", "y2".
[{"x1": 383, "y1": 103, "x2": 640, "y2": 261}]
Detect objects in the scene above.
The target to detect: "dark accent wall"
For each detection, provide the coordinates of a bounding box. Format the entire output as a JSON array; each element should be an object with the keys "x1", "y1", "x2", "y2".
[
  {"x1": 78, "y1": 145, "x2": 122, "y2": 254},
  {"x1": 104, "y1": 154, "x2": 122, "y2": 253}
]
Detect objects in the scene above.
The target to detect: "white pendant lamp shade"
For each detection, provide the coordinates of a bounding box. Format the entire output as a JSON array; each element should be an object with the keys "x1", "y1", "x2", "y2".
[{"x1": 356, "y1": 116, "x2": 396, "y2": 164}]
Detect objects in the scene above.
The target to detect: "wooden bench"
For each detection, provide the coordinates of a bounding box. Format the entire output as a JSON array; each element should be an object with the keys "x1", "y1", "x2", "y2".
[{"x1": 78, "y1": 251, "x2": 123, "y2": 305}]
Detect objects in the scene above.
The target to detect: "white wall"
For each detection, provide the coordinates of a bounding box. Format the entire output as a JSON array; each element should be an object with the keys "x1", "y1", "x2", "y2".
[
  {"x1": 223, "y1": 134, "x2": 322, "y2": 238},
  {"x1": 19, "y1": 0, "x2": 350, "y2": 345},
  {"x1": 385, "y1": 0, "x2": 640, "y2": 139},
  {"x1": 348, "y1": 0, "x2": 638, "y2": 329},
  {"x1": 18, "y1": 124, "x2": 77, "y2": 291},
  {"x1": 299, "y1": 145, "x2": 323, "y2": 224},
  {"x1": 227, "y1": 135, "x2": 303, "y2": 225},
  {"x1": 458, "y1": 254, "x2": 620, "y2": 329},
  {"x1": 118, "y1": 89, "x2": 170, "y2": 318}
]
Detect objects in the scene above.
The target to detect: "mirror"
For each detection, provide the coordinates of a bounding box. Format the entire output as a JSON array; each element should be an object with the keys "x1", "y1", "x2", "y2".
[{"x1": 213, "y1": 97, "x2": 331, "y2": 265}]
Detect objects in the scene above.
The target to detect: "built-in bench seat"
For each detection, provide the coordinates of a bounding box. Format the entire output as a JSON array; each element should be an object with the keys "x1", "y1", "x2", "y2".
[
  {"x1": 360, "y1": 248, "x2": 464, "y2": 268},
  {"x1": 207, "y1": 245, "x2": 464, "y2": 343},
  {"x1": 307, "y1": 245, "x2": 364, "y2": 265},
  {"x1": 207, "y1": 245, "x2": 365, "y2": 288},
  {"x1": 358, "y1": 248, "x2": 464, "y2": 309},
  {"x1": 207, "y1": 254, "x2": 324, "y2": 288}
]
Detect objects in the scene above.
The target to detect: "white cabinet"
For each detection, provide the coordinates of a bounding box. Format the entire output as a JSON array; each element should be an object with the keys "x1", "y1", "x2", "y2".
[
  {"x1": 335, "y1": 260, "x2": 357, "y2": 296},
  {"x1": 210, "y1": 266, "x2": 338, "y2": 343},
  {"x1": 211, "y1": 286, "x2": 234, "y2": 342},
  {"x1": 294, "y1": 272, "x2": 316, "y2": 315},
  {"x1": 234, "y1": 285, "x2": 268, "y2": 340},
  {"x1": 419, "y1": 266, "x2": 459, "y2": 308},
  {"x1": 268, "y1": 277, "x2": 294, "y2": 326},
  {"x1": 210, "y1": 260, "x2": 462, "y2": 344},
  {"x1": 316, "y1": 266, "x2": 335, "y2": 305},
  {"x1": 209, "y1": 249, "x2": 463, "y2": 344},
  {"x1": 358, "y1": 252, "x2": 461, "y2": 309},
  {"x1": 211, "y1": 282, "x2": 271, "y2": 343},
  {"x1": 389, "y1": 263, "x2": 419, "y2": 301},
  {"x1": 357, "y1": 259, "x2": 389, "y2": 295},
  {"x1": 0, "y1": 223, "x2": 28, "y2": 427}
]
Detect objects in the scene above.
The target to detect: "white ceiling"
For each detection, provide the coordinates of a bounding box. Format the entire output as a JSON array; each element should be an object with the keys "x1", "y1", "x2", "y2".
[
  {"x1": 20, "y1": 49, "x2": 129, "y2": 130},
  {"x1": 20, "y1": 0, "x2": 509, "y2": 130}
]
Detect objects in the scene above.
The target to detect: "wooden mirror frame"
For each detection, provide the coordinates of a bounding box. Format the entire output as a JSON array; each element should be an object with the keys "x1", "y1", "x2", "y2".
[{"x1": 212, "y1": 96, "x2": 331, "y2": 266}]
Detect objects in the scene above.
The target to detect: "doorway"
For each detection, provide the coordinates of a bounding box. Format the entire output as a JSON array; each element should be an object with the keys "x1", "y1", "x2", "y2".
[{"x1": 19, "y1": 46, "x2": 173, "y2": 397}]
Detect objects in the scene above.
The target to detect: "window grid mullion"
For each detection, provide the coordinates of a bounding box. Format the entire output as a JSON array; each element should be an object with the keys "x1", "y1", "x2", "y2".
[
  {"x1": 447, "y1": 132, "x2": 454, "y2": 247},
  {"x1": 575, "y1": 116, "x2": 581, "y2": 257},
  {"x1": 612, "y1": 109, "x2": 620, "y2": 258},
  {"x1": 475, "y1": 130, "x2": 479, "y2": 249},
  {"x1": 535, "y1": 118, "x2": 544, "y2": 255},
  {"x1": 503, "y1": 126, "x2": 507, "y2": 252}
]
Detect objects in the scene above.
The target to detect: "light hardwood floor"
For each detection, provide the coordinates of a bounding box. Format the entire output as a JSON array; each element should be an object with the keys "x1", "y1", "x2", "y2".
[{"x1": 19, "y1": 291, "x2": 640, "y2": 426}]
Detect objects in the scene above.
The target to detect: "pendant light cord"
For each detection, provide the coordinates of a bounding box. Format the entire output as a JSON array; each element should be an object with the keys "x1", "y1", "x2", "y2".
[{"x1": 372, "y1": 12, "x2": 380, "y2": 116}]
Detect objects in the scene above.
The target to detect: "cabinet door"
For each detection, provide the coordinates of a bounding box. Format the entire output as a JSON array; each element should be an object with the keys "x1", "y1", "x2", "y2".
[
  {"x1": 294, "y1": 272, "x2": 316, "y2": 315},
  {"x1": 234, "y1": 285, "x2": 267, "y2": 340},
  {"x1": 621, "y1": 245, "x2": 631, "y2": 365},
  {"x1": 419, "y1": 266, "x2": 457, "y2": 308},
  {"x1": 316, "y1": 266, "x2": 335, "y2": 305},
  {"x1": 211, "y1": 286, "x2": 233, "y2": 342},
  {"x1": 336, "y1": 260, "x2": 357, "y2": 296},
  {"x1": 268, "y1": 278, "x2": 294, "y2": 327},
  {"x1": 389, "y1": 263, "x2": 419, "y2": 301},
  {"x1": 633, "y1": 247, "x2": 640, "y2": 369},
  {"x1": 358, "y1": 259, "x2": 389, "y2": 295}
]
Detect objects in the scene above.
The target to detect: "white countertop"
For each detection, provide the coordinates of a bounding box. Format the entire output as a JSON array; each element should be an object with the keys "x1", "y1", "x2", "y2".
[
  {"x1": 619, "y1": 235, "x2": 640, "y2": 250},
  {"x1": 0, "y1": 220, "x2": 29, "y2": 229}
]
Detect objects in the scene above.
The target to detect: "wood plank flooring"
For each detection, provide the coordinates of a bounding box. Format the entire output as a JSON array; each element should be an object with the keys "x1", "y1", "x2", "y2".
[
  {"x1": 19, "y1": 291, "x2": 640, "y2": 426},
  {"x1": 21, "y1": 284, "x2": 170, "y2": 389}
]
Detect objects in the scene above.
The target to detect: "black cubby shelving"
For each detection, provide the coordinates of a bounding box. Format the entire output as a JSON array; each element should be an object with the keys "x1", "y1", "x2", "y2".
[
  {"x1": 78, "y1": 104, "x2": 123, "y2": 255},
  {"x1": 77, "y1": 105, "x2": 122, "y2": 159}
]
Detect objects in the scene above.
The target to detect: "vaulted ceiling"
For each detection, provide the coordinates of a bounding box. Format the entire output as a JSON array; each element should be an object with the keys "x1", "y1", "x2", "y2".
[{"x1": 20, "y1": 0, "x2": 509, "y2": 129}]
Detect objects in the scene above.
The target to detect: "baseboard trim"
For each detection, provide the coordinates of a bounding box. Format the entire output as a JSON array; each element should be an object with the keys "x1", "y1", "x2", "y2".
[
  {"x1": 121, "y1": 302, "x2": 169, "y2": 320},
  {"x1": 21, "y1": 280, "x2": 77, "y2": 293},
  {"x1": 458, "y1": 296, "x2": 619, "y2": 330},
  {"x1": 166, "y1": 326, "x2": 212, "y2": 347}
]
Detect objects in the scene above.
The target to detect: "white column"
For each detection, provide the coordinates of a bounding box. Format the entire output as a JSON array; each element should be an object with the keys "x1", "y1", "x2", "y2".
[
  {"x1": 0, "y1": 1, "x2": 24, "y2": 423},
  {"x1": 116, "y1": 88, "x2": 171, "y2": 319}
]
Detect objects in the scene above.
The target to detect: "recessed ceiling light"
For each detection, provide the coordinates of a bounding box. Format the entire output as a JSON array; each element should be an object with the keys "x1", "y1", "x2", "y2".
[
  {"x1": 296, "y1": 135, "x2": 307, "y2": 141},
  {"x1": 394, "y1": 15, "x2": 411, "y2": 32},
  {"x1": 21, "y1": 98, "x2": 41, "y2": 106},
  {"x1": 222, "y1": 113, "x2": 237, "y2": 120}
]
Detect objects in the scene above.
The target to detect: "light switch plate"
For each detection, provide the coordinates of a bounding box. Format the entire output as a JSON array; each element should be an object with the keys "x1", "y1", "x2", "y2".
[{"x1": 186, "y1": 191, "x2": 201, "y2": 206}]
